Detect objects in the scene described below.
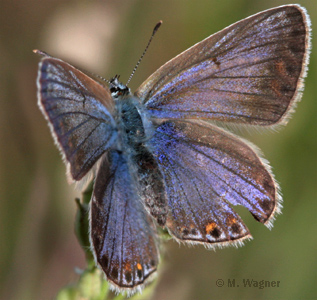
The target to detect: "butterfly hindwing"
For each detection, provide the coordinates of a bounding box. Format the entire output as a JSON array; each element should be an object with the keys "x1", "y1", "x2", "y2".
[
  {"x1": 37, "y1": 56, "x2": 117, "y2": 181},
  {"x1": 90, "y1": 150, "x2": 159, "y2": 290},
  {"x1": 136, "y1": 5, "x2": 310, "y2": 126},
  {"x1": 147, "y1": 120, "x2": 279, "y2": 246}
]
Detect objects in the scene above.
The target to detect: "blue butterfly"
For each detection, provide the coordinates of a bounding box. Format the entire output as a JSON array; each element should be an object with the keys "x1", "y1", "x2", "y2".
[{"x1": 35, "y1": 4, "x2": 311, "y2": 294}]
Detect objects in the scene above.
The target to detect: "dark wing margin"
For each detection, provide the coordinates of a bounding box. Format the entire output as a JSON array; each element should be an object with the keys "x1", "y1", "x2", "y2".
[
  {"x1": 146, "y1": 120, "x2": 281, "y2": 247},
  {"x1": 36, "y1": 56, "x2": 117, "y2": 181},
  {"x1": 90, "y1": 151, "x2": 159, "y2": 293},
  {"x1": 136, "y1": 5, "x2": 311, "y2": 126}
]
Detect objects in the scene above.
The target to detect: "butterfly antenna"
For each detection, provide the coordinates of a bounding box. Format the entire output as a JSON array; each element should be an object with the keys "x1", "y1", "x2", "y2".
[
  {"x1": 126, "y1": 20, "x2": 162, "y2": 86},
  {"x1": 96, "y1": 74, "x2": 111, "y2": 84}
]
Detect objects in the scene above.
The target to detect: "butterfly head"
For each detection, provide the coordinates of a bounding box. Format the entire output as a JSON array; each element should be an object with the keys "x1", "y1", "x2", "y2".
[{"x1": 109, "y1": 75, "x2": 131, "y2": 100}]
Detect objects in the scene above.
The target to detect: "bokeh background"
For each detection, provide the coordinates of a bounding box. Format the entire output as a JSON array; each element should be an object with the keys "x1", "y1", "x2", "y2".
[{"x1": 0, "y1": 0, "x2": 316, "y2": 299}]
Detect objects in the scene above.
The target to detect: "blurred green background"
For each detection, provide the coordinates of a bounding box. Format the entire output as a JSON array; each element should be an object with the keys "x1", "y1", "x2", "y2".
[{"x1": 0, "y1": 0, "x2": 316, "y2": 299}]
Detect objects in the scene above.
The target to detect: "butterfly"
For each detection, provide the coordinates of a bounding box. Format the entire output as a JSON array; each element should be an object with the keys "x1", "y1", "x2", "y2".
[{"x1": 35, "y1": 4, "x2": 311, "y2": 294}]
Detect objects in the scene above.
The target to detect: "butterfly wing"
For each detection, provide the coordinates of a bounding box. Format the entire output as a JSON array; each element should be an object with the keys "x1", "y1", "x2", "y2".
[
  {"x1": 90, "y1": 150, "x2": 159, "y2": 290},
  {"x1": 146, "y1": 120, "x2": 280, "y2": 246},
  {"x1": 36, "y1": 55, "x2": 117, "y2": 181},
  {"x1": 136, "y1": 5, "x2": 310, "y2": 126}
]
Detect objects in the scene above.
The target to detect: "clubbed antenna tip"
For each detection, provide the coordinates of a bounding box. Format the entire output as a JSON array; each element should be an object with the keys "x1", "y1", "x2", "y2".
[{"x1": 153, "y1": 20, "x2": 163, "y2": 35}]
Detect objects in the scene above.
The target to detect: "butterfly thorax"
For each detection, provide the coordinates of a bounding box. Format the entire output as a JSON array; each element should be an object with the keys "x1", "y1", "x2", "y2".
[{"x1": 109, "y1": 77, "x2": 145, "y2": 151}]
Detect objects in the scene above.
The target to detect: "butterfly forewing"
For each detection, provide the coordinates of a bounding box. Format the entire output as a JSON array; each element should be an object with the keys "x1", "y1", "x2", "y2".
[
  {"x1": 136, "y1": 5, "x2": 310, "y2": 126},
  {"x1": 90, "y1": 151, "x2": 159, "y2": 290},
  {"x1": 37, "y1": 57, "x2": 117, "y2": 181}
]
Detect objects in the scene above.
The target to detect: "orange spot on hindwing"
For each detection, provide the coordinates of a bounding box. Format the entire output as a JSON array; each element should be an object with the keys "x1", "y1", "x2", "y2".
[{"x1": 206, "y1": 222, "x2": 217, "y2": 233}]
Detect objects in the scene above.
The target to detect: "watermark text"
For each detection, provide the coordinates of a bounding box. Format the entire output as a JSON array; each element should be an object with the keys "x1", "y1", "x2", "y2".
[{"x1": 216, "y1": 279, "x2": 280, "y2": 289}]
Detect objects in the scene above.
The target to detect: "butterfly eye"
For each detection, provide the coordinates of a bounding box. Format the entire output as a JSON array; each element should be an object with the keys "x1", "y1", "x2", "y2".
[{"x1": 110, "y1": 87, "x2": 117, "y2": 93}]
